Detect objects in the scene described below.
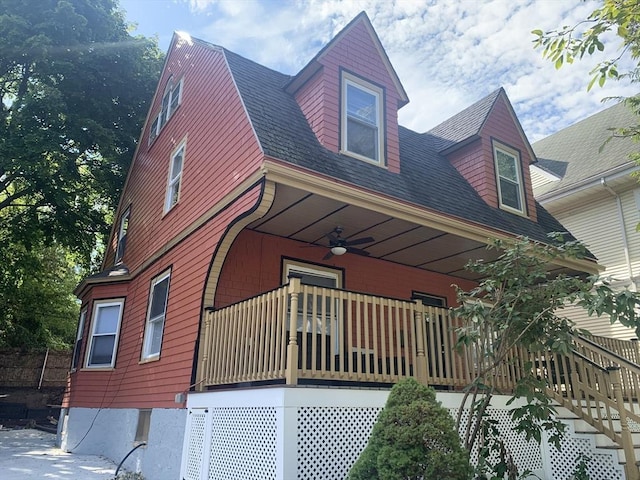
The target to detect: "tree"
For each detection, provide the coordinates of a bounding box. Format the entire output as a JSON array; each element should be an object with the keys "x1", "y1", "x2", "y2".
[
  {"x1": 0, "y1": 0, "x2": 163, "y2": 266},
  {"x1": 348, "y1": 378, "x2": 472, "y2": 480},
  {"x1": 532, "y1": 0, "x2": 640, "y2": 146},
  {"x1": 0, "y1": 238, "x2": 82, "y2": 349},
  {"x1": 453, "y1": 234, "x2": 640, "y2": 478}
]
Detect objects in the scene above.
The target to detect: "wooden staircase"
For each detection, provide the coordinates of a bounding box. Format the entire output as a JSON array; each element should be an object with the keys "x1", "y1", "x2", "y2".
[{"x1": 539, "y1": 335, "x2": 640, "y2": 479}]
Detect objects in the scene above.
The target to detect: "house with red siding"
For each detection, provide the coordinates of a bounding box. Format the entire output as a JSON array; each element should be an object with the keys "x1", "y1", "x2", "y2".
[{"x1": 59, "y1": 13, "x2": 636, "y2": 480}]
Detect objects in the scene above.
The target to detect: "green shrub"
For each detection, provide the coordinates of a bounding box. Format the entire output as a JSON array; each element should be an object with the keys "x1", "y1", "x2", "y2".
[{"x1": 349, "y1": 378, "x2": 472, "y2": 480}]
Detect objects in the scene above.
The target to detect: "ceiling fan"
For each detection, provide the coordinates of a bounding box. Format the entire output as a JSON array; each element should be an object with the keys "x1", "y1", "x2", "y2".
[{"x1": 322, "y1": 226, "x2": 374, "y2": 260}]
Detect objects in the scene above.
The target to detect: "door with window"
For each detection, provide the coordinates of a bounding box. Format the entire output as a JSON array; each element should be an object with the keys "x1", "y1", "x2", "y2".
[{"x1": 284, "y1": 261, "x2": 342, "y2": 370}]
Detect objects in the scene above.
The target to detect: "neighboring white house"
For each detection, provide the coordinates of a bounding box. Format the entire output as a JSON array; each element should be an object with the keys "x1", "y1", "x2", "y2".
[{"x1": 532, "y1": 102, "x2": 640, "y2": 339}]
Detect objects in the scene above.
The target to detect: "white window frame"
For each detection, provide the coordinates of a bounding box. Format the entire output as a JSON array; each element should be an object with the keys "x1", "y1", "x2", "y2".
[
  {"x1": 148, "y1": 77, "x2": 183, "y2": 145},
  {"x1": 165, "y1": 141, "x2": 186, "y2": 212},
  {"x1": 141, "y1": 270, "x2": 171, "y2": 360},
  {"x1": 85, "y1": 299, "x2": 124, "y2": 369},
  {"x1": 493, "y1": 141, "x2": 526, "y2": 215},
  {"x1": 115, "y1": 207, "x2": 130, "y2": 264},
  {"x1": 340, "y1": 72, "x2": 384, "y2": 165},
  {"x1": 71, "y1": 307, "x2": 87, "y2": 371}
]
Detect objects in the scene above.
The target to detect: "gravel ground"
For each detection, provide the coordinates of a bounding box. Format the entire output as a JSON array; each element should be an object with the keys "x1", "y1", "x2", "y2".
[{"x1": 0, "y1": 428, "x2": 117, "y2": 479}]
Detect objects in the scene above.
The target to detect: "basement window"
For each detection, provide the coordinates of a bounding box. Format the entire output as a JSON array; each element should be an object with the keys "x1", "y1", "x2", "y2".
[{"x1": 135, "y1": 409, "x2": 152, "y2": 443}]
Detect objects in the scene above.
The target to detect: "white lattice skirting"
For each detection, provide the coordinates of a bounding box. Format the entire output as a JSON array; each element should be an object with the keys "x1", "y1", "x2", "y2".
[{"x1": 180, "y1": 387, "x2": 623, "y2": 480}]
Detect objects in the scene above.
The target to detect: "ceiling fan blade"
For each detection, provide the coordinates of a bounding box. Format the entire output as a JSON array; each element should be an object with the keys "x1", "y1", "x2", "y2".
[
  {"x1": 344, "y1": 236, "x2": 374, "y2": 246},
  {"x1": 322, "y1": 250, "x2": 334, "y2": 260},
  {"x1": 348, "y1": 247, "x2": 371, "y2": 256}
]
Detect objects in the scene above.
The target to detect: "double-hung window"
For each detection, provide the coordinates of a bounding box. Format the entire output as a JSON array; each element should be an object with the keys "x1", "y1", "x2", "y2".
[
  {"x1": 165, "y1": 142, "x2": 185, "y2": 212},
  {"x1": 86, "y1": 299, "x2": 124, "y2": 368},
  {"x1": 493, "y1": 141, "x2": 526, "y2": 214},
  {"x1": 115, "y1": 207, "x2": 130, "y2": 264},
  {"x1": 341, "y1": 72, "x2": 384, "y2": 164},
  {"x1": 71, "y1": 307, "x2": 87, "y2": 371},
  {"x1": 149, "y1": 77, "x2": 183, "y2": 144},
  {"x1": 142, "y1": 270, "x2": 171, "y2": 360}
]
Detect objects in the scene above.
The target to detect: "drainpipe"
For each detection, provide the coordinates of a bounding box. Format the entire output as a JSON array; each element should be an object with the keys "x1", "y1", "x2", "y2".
[{"x1": 601, "y1": 178, "x2": 635, "y2": 290}]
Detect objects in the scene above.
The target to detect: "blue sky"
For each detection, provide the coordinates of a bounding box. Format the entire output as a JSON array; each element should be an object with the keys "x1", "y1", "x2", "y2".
[{"x1": 118, "y1": 0, "x2": 637, "y2": 142}]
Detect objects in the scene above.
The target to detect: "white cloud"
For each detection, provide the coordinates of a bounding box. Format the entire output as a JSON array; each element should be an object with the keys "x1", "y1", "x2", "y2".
[{"x1": 174, "y1": 0, "x2": 637, "y2": 142}]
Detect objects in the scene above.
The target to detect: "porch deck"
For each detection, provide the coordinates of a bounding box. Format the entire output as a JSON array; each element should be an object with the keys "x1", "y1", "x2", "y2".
[{"x1": 198, "y1": 276, "x2": 528, "y2": 391}]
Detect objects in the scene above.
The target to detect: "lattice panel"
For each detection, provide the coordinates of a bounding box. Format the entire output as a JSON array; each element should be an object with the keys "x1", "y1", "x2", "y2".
[
  {"x1": 452, "y1": 407, "x2": 543, "y2": 473},
  {"x1": 546, "y1": 428, "x2": 623, "y2": 480},
  {"x1": 296, "y1": 406, "x2": 382, "y2": 479},
  {"x1": 208, "y1": 407, "x2": 277, "y2": 480},
  {"x1": 183, "y1": 409, "x2": 208, "y2": 480}
]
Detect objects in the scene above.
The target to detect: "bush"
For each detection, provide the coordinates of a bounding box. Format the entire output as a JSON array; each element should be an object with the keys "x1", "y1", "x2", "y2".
[{"x1": 349, "y1": 378, "x2": 472, "y2": 480}]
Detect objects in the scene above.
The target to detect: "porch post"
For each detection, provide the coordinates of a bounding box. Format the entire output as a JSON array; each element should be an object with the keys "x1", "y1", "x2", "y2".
[
  {"x1": 286, "y1": 275, "x2": 302, "y2": 385},
  {"x1": 608, "y1": 366, "x2": 640, "y2": 480},
  {"x1": 413, "y1": 299, "x2": 428, "y2": 386}
]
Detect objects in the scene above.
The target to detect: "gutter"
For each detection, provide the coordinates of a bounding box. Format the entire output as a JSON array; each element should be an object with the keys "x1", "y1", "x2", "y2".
[{"x1": 601, "y1": 178, "x2": 635, "y2": 289}]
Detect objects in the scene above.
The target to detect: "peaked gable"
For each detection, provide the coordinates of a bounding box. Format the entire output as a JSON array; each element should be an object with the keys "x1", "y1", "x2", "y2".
[
  {"x1": 286, "y1": 12, "x2": 407, "y2": 173},
  {"x1": 427, "y1": 89, "x2": 538, "y2": 221}
]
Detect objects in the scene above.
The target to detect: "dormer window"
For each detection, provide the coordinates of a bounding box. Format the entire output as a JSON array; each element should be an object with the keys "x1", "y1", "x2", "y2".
[
  {"x1": 493, "y1": 141, "x2": 526, "y2": 215},
  {"x1": 149, "y1": 77, "x2": 183, "y2": 144},
  {"x1": 341, "y1": 72, "x2": 384, "y2": 164}
]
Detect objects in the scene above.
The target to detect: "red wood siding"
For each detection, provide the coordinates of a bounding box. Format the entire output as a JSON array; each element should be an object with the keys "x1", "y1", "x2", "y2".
[
  {"x1": 65, "y1": 185, "x2": 264, "y2": 409},
  {"x1": 104, "y1": 40, "x2": 263, "y2": 271},
  {"x1": 295, "y1": 21, "x2": 402, "y2": 173},
  {"x1": 447, "y1": 96, "x2": 537, "y2": 221},
  {"x1": 216, "y1": 229, "x2": 476, "y2": 309}
]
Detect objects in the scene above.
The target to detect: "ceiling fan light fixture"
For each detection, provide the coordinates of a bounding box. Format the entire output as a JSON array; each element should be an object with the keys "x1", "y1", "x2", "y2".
[{"x1": 330, "y1": 245, "x2": 347, "y2": 256}]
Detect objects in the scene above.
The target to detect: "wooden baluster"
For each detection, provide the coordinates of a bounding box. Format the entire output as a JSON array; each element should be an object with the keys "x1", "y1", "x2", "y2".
[
  {"x1": 286, "y1": 275, "x2": 302, "y2": 385},
  {"x1": 609, "y1": 366, "x2": 640, "y2": 480},
  {"x1": 413, "y1": 300, "x2": 428, "y2": 385}
]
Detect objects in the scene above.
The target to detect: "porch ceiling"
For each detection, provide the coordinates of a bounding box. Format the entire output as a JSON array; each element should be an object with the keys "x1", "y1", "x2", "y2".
[{"x1": 249, "y1": 184, "x2": 499, "y2": 280}]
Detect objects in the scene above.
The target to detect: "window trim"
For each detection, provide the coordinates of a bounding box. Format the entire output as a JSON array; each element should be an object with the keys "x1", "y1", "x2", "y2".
[
  {"x1": 115, "y1": 206, "x2": 130, "y2": 265},
  {"x1": 148, "y1": 77, "x2": 183, "y2": 145},
  {"x1": 141, "y1": 269, "x2": 171, "y2": 361},
  {"x1": 493, "y1": 140, "x2": 526, "y2": 215},
  {"x1": 85, "y1": 299, "x2": 125, "y2": 369},
  {"x1": 71, "y1": 307, "x2": 88, "y2": 371},
  {"x1": 340, "y1": 71, "x2": 385, "y2": 165},
  {"x1": 164, "y1": 140, "x2": 186, "y2": 213},
  {"x1": 411, "y1": 291, "x2": 447, "y2": 308}
]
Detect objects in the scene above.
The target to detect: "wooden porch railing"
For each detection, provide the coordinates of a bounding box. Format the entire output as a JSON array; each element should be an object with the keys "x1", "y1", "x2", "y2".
[
  {"x1": 199, "y1": 277, "x2": 499, "y2": 389},
  {"x1": 198, "y1": 280, "x2": 640, "y2": 476}
]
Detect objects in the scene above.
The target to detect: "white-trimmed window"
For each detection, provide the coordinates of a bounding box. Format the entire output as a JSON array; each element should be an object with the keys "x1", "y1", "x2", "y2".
[
  {"x1": 115, "y1": 207, "x2": 130, "y2": 264},
  {"x1": 71, "y1": 307, "x2": 87, "y2": 371},
  {"x1": 341, "y1": 72, "x2": 384, "y2": 164},
  {"x1": 494, "y1": 142, "x2": 525, "y2": 214},
  {"x1": 86, "y1": 299, "x2": 124, "y2": 368},
  {"x1": 165, "y1": 142, "x2": 185, "y2": 212},
  {"x1": 149, "y1": 77, "x2": 183, "y2": 144},
  {"x1": 142, "y1": 270, "x2": 171, "y2": 360}
]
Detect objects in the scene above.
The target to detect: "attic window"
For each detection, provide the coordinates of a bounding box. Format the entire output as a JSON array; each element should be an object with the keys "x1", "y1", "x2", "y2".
[
  {"x1": 149, "y1": 77, "x2": 183, "y2": 144},
  {"x1": 165, "y1": 141, "x2": 185, "y2": 212},
  {"x1": 115, "y1": 207, "x2": 130, "y2": 264},
  {"x1": 341, "y1": 72, "x2": 384, "y2": 164},
  {"x1": 493, "y1": 142, "x2": 526, "y2": 215}
]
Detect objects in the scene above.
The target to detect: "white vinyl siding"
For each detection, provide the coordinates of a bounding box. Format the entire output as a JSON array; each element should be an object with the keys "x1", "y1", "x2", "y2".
[
  {"x1": 86, "y1": 299, "x2": 124, "y2": 368},
  {"x1": 142, "y1": 270, "x2": 171, "y2": 360}
]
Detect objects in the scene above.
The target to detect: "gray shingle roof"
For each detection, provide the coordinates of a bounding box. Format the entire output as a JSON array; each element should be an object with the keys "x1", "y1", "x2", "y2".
[
  {"x1": 220, "y1": 47, "x2": 572, "y2": 247},
  {"x1": 532, "y1": 102, "x2": 638, "y2": 196},
  {"x1": 426, "y1": 89, "x2": 503, "y2": 152}
]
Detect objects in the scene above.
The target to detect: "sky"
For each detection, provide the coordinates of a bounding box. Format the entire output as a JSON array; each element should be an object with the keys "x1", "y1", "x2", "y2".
[{"x1": 118, "y1": 0, "x2": 637, "y2": 142}]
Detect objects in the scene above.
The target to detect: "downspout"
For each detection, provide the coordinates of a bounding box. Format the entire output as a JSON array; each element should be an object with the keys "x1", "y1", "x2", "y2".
[{"x1": 601, "y1": 178, "x2": 635, "y2": 290}]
